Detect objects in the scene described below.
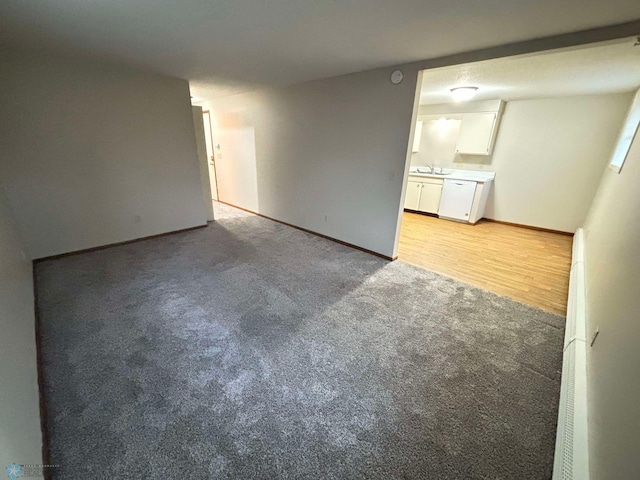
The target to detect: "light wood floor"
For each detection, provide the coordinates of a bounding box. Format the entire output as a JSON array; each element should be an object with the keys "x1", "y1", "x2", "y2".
[{"x1": 398, "y1": 212, "x2": 573, "y2": 316}]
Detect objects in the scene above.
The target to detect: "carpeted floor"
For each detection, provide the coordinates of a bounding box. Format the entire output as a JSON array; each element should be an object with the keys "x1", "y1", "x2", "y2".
[{"x1": 36, "y1": 202, "x2": 563, "y2": 479}]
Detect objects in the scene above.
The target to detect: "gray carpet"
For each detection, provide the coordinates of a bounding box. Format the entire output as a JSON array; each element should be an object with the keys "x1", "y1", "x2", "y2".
[{"x1": 36, "y1": 202, "x2": 563, "y2": 479}]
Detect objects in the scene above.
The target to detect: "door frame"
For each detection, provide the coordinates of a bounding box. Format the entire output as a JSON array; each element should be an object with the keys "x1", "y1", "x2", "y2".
[{"x1": 202, "y1": 110, "x2": 220, "y2": 202}]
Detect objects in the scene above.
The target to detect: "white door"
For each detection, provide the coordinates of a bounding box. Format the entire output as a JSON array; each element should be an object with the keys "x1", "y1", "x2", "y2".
[
  {"x1": 202, "y1": 111, "x2": 219, "y2": 201},
  {"x1": 214, "y1": 126, "x2": 259, "y2": 211},
  {"x1": 438, "y1": 179, "x2": 477, "y2": 221},
  {"x1": 404, "y1": 181, "x2": 422, "y2": 210},
  {"x1": 418, "y1": 182, "x2": 443, "y2": 214}
]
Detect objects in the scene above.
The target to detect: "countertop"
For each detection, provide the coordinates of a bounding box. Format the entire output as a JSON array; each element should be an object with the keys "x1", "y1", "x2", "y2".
[{"x1": 408, "y1": 167, "x2": 495, "y2": 183}]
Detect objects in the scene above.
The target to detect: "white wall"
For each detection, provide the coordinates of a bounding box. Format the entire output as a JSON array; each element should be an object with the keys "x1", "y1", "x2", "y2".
[
  {"x1": 581, "y1": 125, "x2": 640, "y2": 480},
  {"x1": 0, "y1": 50, "x2": 207, "y2": 259},
  {"x1": 411, "y1": 117, "x2": 462, "y2": 167},
  {"x1": 208, "y1": 65, "x2": 421, "y2": 258},
  {"x1": 0, "y1": 189, "x2": 43, "y2": 477},
  {"x1": 211, "y1": 103, "x2": 260, "y2": 213},
  {"x1": 413, "y1": 94, "x2": 631, "y2": 232}
]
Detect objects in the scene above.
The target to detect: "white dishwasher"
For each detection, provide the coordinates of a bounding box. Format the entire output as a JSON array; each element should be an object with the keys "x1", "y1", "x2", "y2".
[{"x1": 438, "y1": 179, "x2": 477, "y2": 222}]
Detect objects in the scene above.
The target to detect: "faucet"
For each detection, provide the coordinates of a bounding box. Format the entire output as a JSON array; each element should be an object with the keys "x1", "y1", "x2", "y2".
[{"x1": 426, "y1": 164, "x2": 434, "y2": 173}]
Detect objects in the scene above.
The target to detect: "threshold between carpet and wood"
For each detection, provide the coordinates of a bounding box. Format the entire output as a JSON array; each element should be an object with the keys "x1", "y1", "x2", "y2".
[
  {"x1": 399, "y1": 211, "x2": 573, "y2": 316},
  {"x1": 35, "y1": 202, "x2": 563, "y2": 479}
]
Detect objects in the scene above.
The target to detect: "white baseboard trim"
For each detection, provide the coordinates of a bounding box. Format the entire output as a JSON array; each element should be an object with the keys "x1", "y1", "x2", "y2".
[{"x1": 552, "y1": 228, "x2": 589, "y2": 480}]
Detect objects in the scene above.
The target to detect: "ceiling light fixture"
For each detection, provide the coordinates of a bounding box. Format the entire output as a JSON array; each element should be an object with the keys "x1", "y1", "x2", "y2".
[{"x1": 450, "y1": 86, "x2": 478, "y2": 102}]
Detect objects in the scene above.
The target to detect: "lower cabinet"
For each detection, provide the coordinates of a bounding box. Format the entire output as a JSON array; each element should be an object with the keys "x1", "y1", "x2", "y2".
[
  {"x1": 405, "y1": 181, "x2": 423, "y2": 210},
  {"x1": 418, "y1": 182, "x2": 443, "y2": 213},
  {"x1": 404, "y1": 177, "x2": 443, "y2": 214},
  {"x1": 404, "y1": 174, "x2": 493, "y2": 223}
]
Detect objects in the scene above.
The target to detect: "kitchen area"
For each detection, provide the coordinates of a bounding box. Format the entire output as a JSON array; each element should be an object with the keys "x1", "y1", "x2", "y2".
[
  {"x1": 398, "y1": 38, "x2": 639, "y2": 316},
  {"x1": 397, "y1": 45, "x2": 617, "y2": 316},
  {"x1": 404, "y1": 98, "x2": 503, "y2": 223}
]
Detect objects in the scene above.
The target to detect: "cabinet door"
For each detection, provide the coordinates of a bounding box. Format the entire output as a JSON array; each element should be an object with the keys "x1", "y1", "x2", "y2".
[
  {"x1": 455, "y1": 113, "x2": 497, "y2": 155},
  {"x1": 418, "y1": 182, "x2": 442, "y2": 214},
  {"x1": 404, "y1": 181, "x2": 422, "y2": 210}
]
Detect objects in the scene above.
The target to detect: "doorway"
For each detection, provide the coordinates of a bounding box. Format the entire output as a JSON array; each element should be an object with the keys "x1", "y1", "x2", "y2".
[
  {"x1": 202, "y1": 110, "x2": 219, "y2": 201},
  {"x1": 396, "y1": 38, "x2": 640, "y2": 315}
]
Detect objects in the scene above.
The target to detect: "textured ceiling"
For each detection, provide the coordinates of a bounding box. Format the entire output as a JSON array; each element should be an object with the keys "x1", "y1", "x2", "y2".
[
  {"x1": 420, "y1": 38, "x2": 640, "y2": 104},
  {"x1": 1, "y1": 1, "x2": 640, "y2": 98}
]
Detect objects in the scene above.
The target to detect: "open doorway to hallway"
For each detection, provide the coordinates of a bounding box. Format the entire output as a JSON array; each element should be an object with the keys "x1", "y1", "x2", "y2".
[{"x1": 399, "y1": 37, "x2": 640, "y2": 315}]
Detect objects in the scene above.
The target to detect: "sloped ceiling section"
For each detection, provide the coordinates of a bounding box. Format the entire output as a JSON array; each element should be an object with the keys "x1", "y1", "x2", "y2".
[{"x1": 1, "y1": 1, "x2": 640, "y2": 97}]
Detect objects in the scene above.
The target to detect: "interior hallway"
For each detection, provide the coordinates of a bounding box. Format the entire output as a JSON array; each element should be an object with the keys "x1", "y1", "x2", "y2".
[{"x1": 398, "y1": 212, "x2": 573, "y2": 316}]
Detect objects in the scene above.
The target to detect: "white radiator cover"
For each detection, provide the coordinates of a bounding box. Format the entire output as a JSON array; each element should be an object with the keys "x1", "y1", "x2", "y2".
[{"x1": 553, "y1": 228, "x2": 589, "y2": 480}]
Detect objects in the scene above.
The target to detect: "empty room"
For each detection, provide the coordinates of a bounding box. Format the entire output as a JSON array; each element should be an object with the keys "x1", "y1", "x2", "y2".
[{"x1": 1, "y1": 2, "x2": 640, "y2": 480}]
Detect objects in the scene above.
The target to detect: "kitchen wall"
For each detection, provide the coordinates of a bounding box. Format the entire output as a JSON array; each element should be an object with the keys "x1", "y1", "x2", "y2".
[
  {"x1": 0, "y1": 50, "x2": 207, "y2": 259},
  {"x1": 581, "y1": 120, "x2": 640, "y2": 479},
  {"x1": 0, "y1": 189, "x2": 44, "y2": 477},
  {"x1": 208, "y1": 65, "x2": 421, "y2": 258},
  {"x1": 411, "y1": 117, "x2": 461, "y2": 167},
  {"x1": 412, "y1": 93, "x2": 631, "y2": 232}
]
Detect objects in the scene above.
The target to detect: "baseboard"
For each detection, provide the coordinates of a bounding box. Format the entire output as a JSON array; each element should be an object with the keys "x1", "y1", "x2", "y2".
[
  {"x1": 403, "y1": 209, "x2": 438, "y2": 218},
  {"x1": 218, "y1": 200, "x2": 395, "y2": 261},
  {"x1": 33, "y1": 224, "x2": 208, "y2": 262},
  {"x1": 484, "y1": 218, "x2": 574, "y2": 236},
  {"x1": 553, "y1": 228, "x2": 589, "y2": 480}
]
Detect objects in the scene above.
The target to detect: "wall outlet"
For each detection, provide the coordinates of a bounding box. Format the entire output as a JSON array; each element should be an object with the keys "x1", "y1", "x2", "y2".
[
  {"x1": 324, "y1": 214, "x2": 328, "y2": 222},
  {"x1": 388, "y1": 170, "x2": 396, "y2": 181},
  {"x1": 134, "y1": 215, "x2": 142, "y2": 224}
]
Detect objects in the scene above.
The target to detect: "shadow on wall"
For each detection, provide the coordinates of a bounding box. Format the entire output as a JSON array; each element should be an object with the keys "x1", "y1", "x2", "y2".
[{"x1": 484, "y1": 185, "x2": 497, "y2": 219}]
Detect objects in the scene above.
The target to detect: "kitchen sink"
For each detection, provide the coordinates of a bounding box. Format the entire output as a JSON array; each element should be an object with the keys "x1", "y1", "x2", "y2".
[{"x1": 413, "y1": 169, "x2": 451, "y2": 175}]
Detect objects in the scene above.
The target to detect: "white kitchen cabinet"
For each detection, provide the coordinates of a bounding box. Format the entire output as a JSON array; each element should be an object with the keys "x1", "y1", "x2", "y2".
[
  {"x1": 404, "y1": 180, "x2": 422, "y2": 210},
  {"x1": 438, "y1": 179, "x2": 477, "y2": 221},
  {"x1": 405, "y1": 170, "x2": 494, "y2": 223},
  {"x1": 418, "y1": 182, "x2": 442, "y2": 213},
  {"x1": 455, "y1": 112, "x2": 498, "y2": 155},
  {"x1": 412, "y1": 120, "x2": 423, "y2": 153},
  {"x1": 404, "y1": 177, "x2": 443, "y2": 214}
]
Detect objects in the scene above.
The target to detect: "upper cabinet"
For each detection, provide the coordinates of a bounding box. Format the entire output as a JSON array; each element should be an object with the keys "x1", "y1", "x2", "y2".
[
  {"x1": 412, "y1": 120, "x2": 423, "y2": 153},
  {"x1": 455, "y1": 112, "x2": 499, "y2": 155},
  {"x1": 418, "y1": 99, "x2": 504, "y2": 156}
]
